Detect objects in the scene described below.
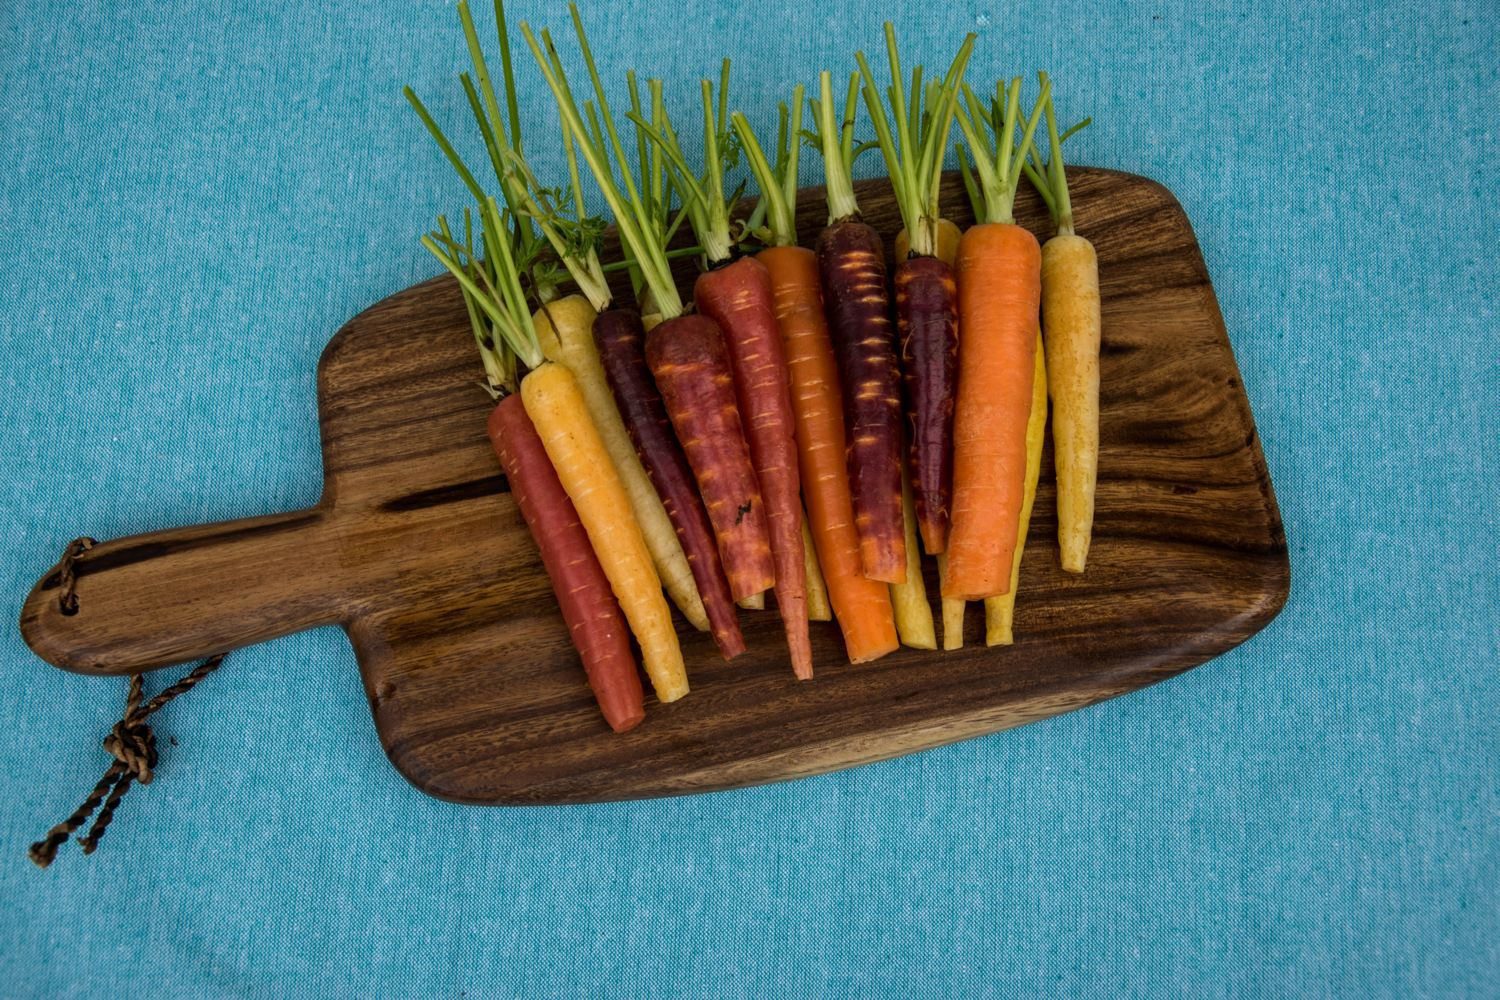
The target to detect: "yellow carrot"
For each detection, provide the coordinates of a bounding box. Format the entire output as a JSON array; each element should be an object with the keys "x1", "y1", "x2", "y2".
[
  {"x1": 802, "y1": 513, "x2": 832, "y2": 622},
  {"x1": 1030, "y1": 77, "x2": 1100, "y2": 572},
  {"x1": 985, "y1": 338, "x2": 1047, "y2": 645},
  {"x1": 533, "y1": 296, "x2": 709, "y2": 631},
  {"x1": 937, "y1": 555, "x2": 965, "y2": 650},
  {"x1": 522, "y1": 362, "x2": 688, "y2": 702},
  {"x1": 889, "y1": 471, "x2": 937, "y2": 649}
]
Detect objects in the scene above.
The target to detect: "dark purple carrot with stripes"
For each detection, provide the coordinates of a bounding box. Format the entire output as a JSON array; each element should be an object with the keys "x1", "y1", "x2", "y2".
[
  {"x1": 857, "y1": 26, "x2": 974, "y2": 556},
  {"x1": 809, "y1": 69, "x2": 906, "y2": 584},
  {"x1": 645, "y1": 315, "x2": 776, "y2": 602},
  {"x1": 594, "y1": 307, "x2": 746, "y2": 660}
]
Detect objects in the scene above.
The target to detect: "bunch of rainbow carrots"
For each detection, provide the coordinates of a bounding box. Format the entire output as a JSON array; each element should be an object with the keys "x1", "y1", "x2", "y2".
[{"x1": 406, "y1": 2, "x2": 1101, "y2": 732}]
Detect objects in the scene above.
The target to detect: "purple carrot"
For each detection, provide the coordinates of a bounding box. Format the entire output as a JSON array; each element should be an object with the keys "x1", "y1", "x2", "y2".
[
  {"x1": 894, "y1": 255, "x2": 959, "y2": 553},
  {"x1": 594, "y1": 308, "x2": 745, "y2": 659},
  {"x1": 816, "y1": 219, "x2": 906, "y2": 583}
]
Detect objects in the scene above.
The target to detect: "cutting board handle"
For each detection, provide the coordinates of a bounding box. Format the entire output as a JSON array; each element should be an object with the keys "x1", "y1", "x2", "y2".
[{"x1": 19, "y1": 508, "x2": 344, "y2": 676}]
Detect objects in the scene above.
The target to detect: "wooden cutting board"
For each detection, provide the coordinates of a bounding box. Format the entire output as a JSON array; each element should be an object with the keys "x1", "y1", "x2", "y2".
[{"x1": 19, "y1": 169, "x2": 1288, "y2": 804}]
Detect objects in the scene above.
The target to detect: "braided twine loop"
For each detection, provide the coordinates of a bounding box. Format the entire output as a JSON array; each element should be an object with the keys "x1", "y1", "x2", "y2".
[{"x1": 29, "y1": 537, "x2": 222, "y2": 868}]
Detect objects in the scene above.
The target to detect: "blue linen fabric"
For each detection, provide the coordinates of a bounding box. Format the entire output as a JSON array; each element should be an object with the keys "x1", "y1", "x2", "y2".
[{"x1": 1, "y1": 0, "x2": 1496, "y2": 995}]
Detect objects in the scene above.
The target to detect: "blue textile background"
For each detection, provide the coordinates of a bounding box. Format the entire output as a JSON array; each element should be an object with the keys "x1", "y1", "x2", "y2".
[{"x1": 1, "y1": 0, "x2": 1495, "y2": 996}]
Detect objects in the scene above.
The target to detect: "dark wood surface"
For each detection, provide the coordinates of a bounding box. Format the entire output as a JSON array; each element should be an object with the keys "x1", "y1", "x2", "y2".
[{"x1": 19, "y1": 169, "x2": 1289, "y2": 804}]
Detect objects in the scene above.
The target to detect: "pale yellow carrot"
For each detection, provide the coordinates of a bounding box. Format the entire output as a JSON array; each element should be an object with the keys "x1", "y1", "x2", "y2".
[
  {"x1": 522, "y1": 362, "x2": 688, "y2": 702},
  {"x1": 802, "y1": 513, "x2": 832, "y2": 622},
  {"x1": 1042, "y1": 235, "x2": 1099, "y2": 572},
  {"x1": 533, "y1": 296, "x2": 709, "y2": 631},
  {"x1": 985, "y1": 339, "x2": 1048, "y2": 645},
  {"x1": 889, "y1": 471, "x2": 936, "y2": 649}
]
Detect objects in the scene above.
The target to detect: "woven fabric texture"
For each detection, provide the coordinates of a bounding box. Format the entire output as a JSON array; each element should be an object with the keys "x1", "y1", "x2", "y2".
[{"x1": 1, "y1": 1, "x2": 1495, "y2": 996}]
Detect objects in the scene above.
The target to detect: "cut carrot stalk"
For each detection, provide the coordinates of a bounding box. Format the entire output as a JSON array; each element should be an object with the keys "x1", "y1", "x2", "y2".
[
  {"x1": 807, "y1": 69, "x2": 906, "y2": 583},
  {"x1": 944, "y1": 75, "x2": 1052, "y2": 601},
  {"x1": 1023, "y1": 77, "x2": 1099, "y2": 573},
  {"x1": 895, "y1": 218, "x2": 961, "y2": 267},
  {"x1": 857, "y1": 25, "x2": 973, "y2": 555},
  {"x1": 635, "y1": 62, "x2": 812, "y2": 680},
  {"x1": 734, "y1": 94, "x2": 898, "y2": 664},
  {"x1": 738, "y1": 592, "x2": 766, "y2": 611},
  {"x1": 985, "y1": 337, "x2": 1047, "y2": 645},
  {"x1": 488, "y1": 396, "x2": 644, "y2": 732},
  {"x1": 593, "y1": 307, "x2": 746, "y2": 659}
]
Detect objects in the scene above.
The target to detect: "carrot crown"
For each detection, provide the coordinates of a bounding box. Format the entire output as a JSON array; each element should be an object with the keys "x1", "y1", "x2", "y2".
[
  {"x1": 808, "y1": 69, "x2": 866, "y2": 223},
  {"x1": 731, "y1": 86, "x2": 805, "y2": 248},
  {"x1": 625, "y1": 61, "x2": 743, "y2": 266},
  {"x1": 520, "y1": 6, "x2": 688, "y2": 320},
  {"x1": 424, "y1": 197, "x2": 547, "y2": 380},
  {"x1": 953, "y1": 76, "x2": 1051, "y2": 225},
  {"x1": 405, "y1": 0, "x2": 611, "y2": 309},
  {"x1": 1019, "y1": 74, "x2": 1092, "y2": 237},
  {"x1": 855, "y1": 25, "x2": 974, "y2": 257}
]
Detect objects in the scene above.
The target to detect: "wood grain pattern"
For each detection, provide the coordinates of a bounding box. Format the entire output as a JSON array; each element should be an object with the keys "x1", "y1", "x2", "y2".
[{"x1": 18, "y1": 169, "x2": 1288, "y2": 804}]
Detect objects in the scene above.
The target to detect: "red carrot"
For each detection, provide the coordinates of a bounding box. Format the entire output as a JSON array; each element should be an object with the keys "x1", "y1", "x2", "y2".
[
  {"x1": 695, "y1": 257, "x2": 809, "y2": 677},
  {"x1": 645, "y1": 315, "x2": 776, "y2": 603},
  {"x1": 894, "y1": 257, "x2": 959, "y2": 552},
  {"x1": 809, "y1": 70, "x2": 906, "y2": 583},
  {"x1": 594, "y1": 307, "x2": 746, "y2": 659},
  {"x1": 488, "y1": 394, "x2": 645, "y2": 733}
]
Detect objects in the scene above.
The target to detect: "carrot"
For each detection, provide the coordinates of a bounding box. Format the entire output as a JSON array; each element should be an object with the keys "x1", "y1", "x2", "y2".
[
  {"x1": 806, "y1": 69, "x2": 905, "y2": 583},
  {"x1": 420, "y1": 214, "x2": 646, "y2": 730},
  {"x1": 1024, "y1": 78, "x2": 1100, "y2": 573},
  {"x1": 734, "y1": 93, "x2": 898, "y2": 664},
  {"x1": 533, "y1": 296, "x2": 709, "y2": 632},
  {"x1": 594, "y1": 307, "x2": 746, "y2": 659},
  {"x1": 522, "y1": 14, "x2": 777, "y2": 650},
  {"x1": 427, "y1": 196, "x2": 688, "y2": 704},
  {"x1": 634, "y1": 63, "x2": 811, "y2": 680},
  {"x1": 488, "y1": 395, "x2": 644, "y2": 732},
  {"x1": 898, "y1": 222, "x2": 966, "y2": 646},
  {"x1": 801, "y1": 513, "x2": 832, "y2": 622},
  {"x1": 644, "y1": 314, "x2": 776, "y2": 604},
  {"x1": 895, "y1": 218, "x2": 961, "y2": 266},
  {"x1": 890, "y1": 469, "x2": 936, "y2": 649},
  {"x1": 985, "y1": 337, "x2": 1047, "y2": 645},
  {"x1": 856, "y1": 26, "x2": 973, "y2": 556},
  {"x1": 943, "y1": 75, "x2": 1052, "y2": 601}
]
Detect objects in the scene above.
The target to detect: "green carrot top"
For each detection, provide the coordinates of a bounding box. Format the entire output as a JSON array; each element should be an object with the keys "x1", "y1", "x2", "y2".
[
  {"x1": 521, "y1": 5, "x2": 691, "y2": 321},
  {"x1": 855, "y1": 24, "x2": 974, "y2": 257},
  {"x1": 732, "y1": 86, "x2": 806, "y2": 248},
  {"x1": 405, "y1": 0, "x2": 611, "y2": 310},
  {"x1": 808, "y1": 69, "x2": 868, "y2": 224},
  {"x1": 1018, "y1": 73, "x2": 1092, "y2": 237},
  {"x1": 953, "y1": 75, "x2": 1051, "y2": 226}
]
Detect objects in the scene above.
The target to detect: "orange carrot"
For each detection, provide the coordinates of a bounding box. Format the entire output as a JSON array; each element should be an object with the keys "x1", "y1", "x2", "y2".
[
  {"x1": 944, "y1": 75, "x2": 1051, "y2": 601},
  {"x1": 736, "y1": 94, "x2": 898, "y2": 663}
]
